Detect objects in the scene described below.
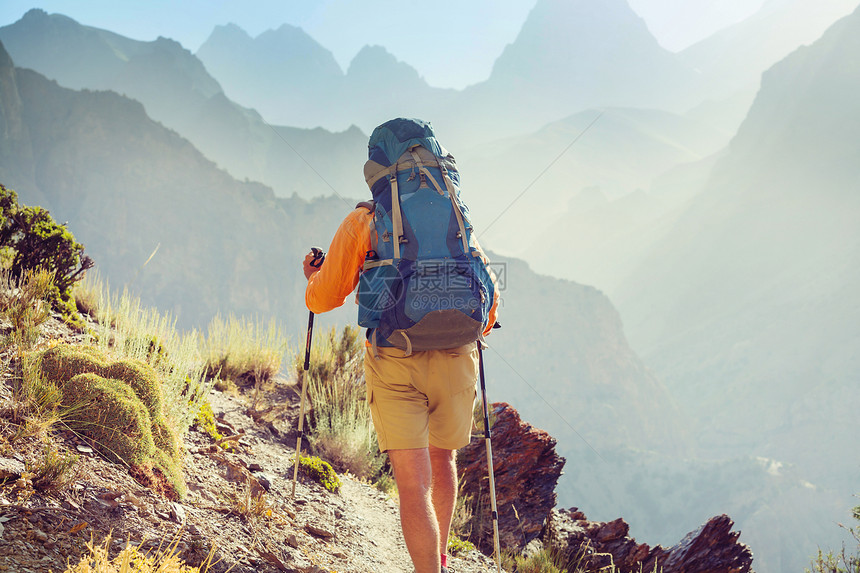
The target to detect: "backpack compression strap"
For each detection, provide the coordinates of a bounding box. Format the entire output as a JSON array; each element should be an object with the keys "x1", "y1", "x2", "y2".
[
  {"x1": 406, "y1": 149, "x2": 470, "y2": 254},
  {"x1": 389, "y1": 162, "x2": 405, "y2": 260}
]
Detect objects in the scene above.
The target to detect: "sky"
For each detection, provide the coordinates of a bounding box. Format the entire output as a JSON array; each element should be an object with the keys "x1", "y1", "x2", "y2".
[{"x1": 0, "y1": 0, "x2": 766, "y2": 89}]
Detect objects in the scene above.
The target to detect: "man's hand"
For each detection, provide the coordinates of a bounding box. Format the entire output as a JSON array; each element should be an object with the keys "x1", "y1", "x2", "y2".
[{"x1": 302, "y1": 248, "x2": 325, "y2": 280}]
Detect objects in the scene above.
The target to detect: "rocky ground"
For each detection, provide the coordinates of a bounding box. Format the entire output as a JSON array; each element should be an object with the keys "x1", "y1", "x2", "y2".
[{"x1": 0, "y1": 314, "x2": 500, "y2": 573}]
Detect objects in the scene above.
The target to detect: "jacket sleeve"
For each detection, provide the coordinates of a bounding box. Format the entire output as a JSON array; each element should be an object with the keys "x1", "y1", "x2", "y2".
[{"x1": 305, "y1": 207, "x2": 373, "y2": 314}]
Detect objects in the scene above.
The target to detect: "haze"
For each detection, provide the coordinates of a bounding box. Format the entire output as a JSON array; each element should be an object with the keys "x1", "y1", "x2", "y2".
[{"x1": 0, "y1": 0, "x2": 765, "y2": 88}]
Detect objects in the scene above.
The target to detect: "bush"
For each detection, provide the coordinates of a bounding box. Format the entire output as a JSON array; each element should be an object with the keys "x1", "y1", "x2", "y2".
[
  {"x1": 201, "y1": 314, "x2": 285, "y2": 387},
  {"x1": 448, "y1": 535, "x2": 476, "y2": 556},
  {"x1": 0, "y1": 268, "x2": 53, "y2": 350},
  {"x1": 29, "y1": 344, "x2": 186, "y2": 497},
  {"x1": 300, "y1": 326, "x2": 386, "y2": 481},
  {"x1": 0, "y1": 184, "x2": 93, "y2": 327},
  {"x1": 83, "y1": 276, "x2": 210, "y2": 438},
  {"x1": 64, "y1": 533, "x2": 214, "y2": 573},
  {"x1": 298, "y1": 455, "x2": 341, "y2": 493}
]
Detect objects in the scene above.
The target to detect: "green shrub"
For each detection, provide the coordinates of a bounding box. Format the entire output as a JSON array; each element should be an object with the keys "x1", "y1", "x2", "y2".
[
  {"x1": 0, "y1": 184, "x2": 93, "y2": 327},
  {"x1": 448, "y1": 535, "x2": 476, "y2": 556},
  {"x1": 298, "y1": 455, "x2": 341, "y2": 493},
  {"x1": 29, "y1": 344, "x2": 186, "y2": 497}
]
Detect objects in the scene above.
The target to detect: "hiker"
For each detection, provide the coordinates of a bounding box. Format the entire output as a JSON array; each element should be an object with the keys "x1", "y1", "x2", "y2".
[{"x1": 302, "y1": 118, "x2": 499, "y2": 573}]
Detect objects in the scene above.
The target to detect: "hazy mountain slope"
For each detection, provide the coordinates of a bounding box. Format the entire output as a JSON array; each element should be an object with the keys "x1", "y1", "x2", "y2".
[
  {"x1": 0, "y1": 38, "x2": 349, "y2": 329},
  {"x1": 456, "y1": 107, "x2": 727, "y2": 278},
  {"x1": 342, "y1": 45, "x2": 458, "y2": 133},
  {"x1": 189, "y1": 0, "x2": 705, "y2": 146},
  {"x1": 0, "y1": 9, "x2": 365, "y2": 199},
  {"x1": 440, "y1": 0, "x2": 702, "y2": 144},
  {"x1": 614, "y1": 7, "x2": 860, "y2": 568},
  {"x1": 0, "y1": 39, "x2": 34, "y2": 197},
  {"x1": 681, "y1": 0, "x2": 860, "y2": 102}
]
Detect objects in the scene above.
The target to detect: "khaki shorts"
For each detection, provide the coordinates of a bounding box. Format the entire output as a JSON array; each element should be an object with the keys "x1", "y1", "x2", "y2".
[{"x1": 364, "y1": 342, "x2": 478, "y2": 452}]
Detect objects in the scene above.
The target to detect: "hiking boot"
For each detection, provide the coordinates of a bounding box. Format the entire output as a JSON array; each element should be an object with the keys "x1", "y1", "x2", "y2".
[{"x1": 441, "y1": 568, "x2": 448, "y2": 573}]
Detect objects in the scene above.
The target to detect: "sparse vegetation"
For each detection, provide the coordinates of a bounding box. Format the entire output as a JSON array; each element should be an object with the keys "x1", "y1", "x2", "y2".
[
  {"x1": 0, "y1": 268, "x2": 54, "y2": 350},
  {"x1": 808, "y1": 504, "x2": 860, "y2": 573},
  {"x1": 230, "y1": 482, "x2": 273, "y2": 522},
  {"x1": 201, "y1": 314, "x2": 285, "y2": 388},
  {"x1": 301, "y1": 325, "x2": 386, "y2": 482},
  {"x1": 298, "y1": 455, "x2": 341, "y2": 493},
  {"x1": 502, "y1": 546, "x2": 567, "y2": 573},
  {"x1": 64, "y1": 533, "x2": 215, "y2": 573},
  {"x1": 27, "y1": 442, "x2": 80, "y2": 491}
]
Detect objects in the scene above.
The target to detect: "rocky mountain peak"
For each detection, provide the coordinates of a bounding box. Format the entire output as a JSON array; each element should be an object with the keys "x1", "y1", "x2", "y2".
[
  {"x1": 346, "y1": 44, "x2": 422, "y2": 85},
  {"x1": 491, "y1": 0, "x2": 663, "y2": 81}
]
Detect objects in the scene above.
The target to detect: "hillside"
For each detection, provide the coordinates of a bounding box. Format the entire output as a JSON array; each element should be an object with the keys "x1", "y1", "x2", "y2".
[
  {"x1": 615, "y1": 5, "x2": 860, "y2": 569},
  {"x1": 0, "y1": 9, "x2": 365, "y2": 199}
]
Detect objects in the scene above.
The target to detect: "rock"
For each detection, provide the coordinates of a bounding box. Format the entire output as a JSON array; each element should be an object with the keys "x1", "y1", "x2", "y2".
[
  {"x1": 649, "y1": 514, "x2": 754, "y2": 573},
  {"x1": 254, "y1": 472, "x2": 274, "y2": 492},
  {"x1": 546, "y1": 509, "x2": 753, "y2": 573},
  {"x1": 75, "y1": 445, "x2": 94, "y2": 454},
  {"x1": 304, "y1": 523, "x2": 335, "y2": 539},
  {"x1": 458, "y1": 402, "x2": 565, "y2": 552},
  {"x1": 0, "y1": 457, "x2": 25, "y2": 481},
  {"x1": 170, "y1": 502, "x2": 187, "y2": 524},
  {"x1": 286, "y1": 533, "x2": 300, "y2": 548},
  {"x1": 222, "y1": 457, "x2": 266, "y2": 496}
]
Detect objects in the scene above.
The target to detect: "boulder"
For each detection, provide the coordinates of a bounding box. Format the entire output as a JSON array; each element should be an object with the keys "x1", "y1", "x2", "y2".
[
  {"x1": 458, "y1": 402, "x2": 565, "y2": 552},
  {"x1": 547, "y1": 508, "x2": 753, "y2": 573}
]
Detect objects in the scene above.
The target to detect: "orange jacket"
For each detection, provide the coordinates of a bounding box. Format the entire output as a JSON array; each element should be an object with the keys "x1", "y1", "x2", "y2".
[{"x1": 305, "y1": 206, "x2": 500, "y2": 336}]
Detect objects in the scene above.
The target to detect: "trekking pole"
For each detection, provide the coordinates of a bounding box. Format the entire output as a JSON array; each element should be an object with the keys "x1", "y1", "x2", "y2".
[
  {"x1": 478, "y1": 342, "x2": 502, "y2": 573},
  {"x1": 292, "y1": 248, "x2": 325, "y2": 498}
]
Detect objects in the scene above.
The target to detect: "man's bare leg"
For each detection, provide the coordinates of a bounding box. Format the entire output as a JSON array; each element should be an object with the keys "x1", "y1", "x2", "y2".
[
  {"x1": 389, "y1": 448, "x2": 441, "y2": 573},
  {"x1": 429, "y1": 445, "x2": 457, "y2": 557}
]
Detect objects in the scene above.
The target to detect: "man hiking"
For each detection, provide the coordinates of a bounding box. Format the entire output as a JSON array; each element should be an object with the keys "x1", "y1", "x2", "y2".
[{"x1": 302, "y1": 118, "x2": 499, "y2": 573}]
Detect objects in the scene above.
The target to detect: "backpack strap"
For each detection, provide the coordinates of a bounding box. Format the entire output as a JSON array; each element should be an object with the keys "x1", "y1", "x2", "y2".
[
  {"x1": 439, "y1": 164, "x2": 470, "y2": 254},
  {"x1": 389, "y1": 163, "x2": 405, "y2": 260},
  {"x1": 371, "y1": 329, "x2": 381, "y2": 360}
]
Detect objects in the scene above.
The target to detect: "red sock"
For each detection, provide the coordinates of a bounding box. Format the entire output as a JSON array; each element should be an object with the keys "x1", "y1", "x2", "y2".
[{"x1": 441, "y1": 554, "x2": 448, "y2": 568}]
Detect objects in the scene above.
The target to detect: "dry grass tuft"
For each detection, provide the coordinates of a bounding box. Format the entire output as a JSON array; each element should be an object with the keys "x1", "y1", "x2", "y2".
[{"x1": 64, "y1": 533, "x2": 216, "y2": 573}]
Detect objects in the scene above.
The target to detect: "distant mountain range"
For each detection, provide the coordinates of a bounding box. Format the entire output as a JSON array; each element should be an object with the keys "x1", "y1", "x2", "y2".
[{"x1": 0, "y1": 9, "x2": 365, "y2": 200}]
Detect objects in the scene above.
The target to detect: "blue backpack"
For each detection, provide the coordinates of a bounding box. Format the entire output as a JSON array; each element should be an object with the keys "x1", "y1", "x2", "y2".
[{"x1": 358, "y1": 118, "x2": 495, "y2": 354}]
